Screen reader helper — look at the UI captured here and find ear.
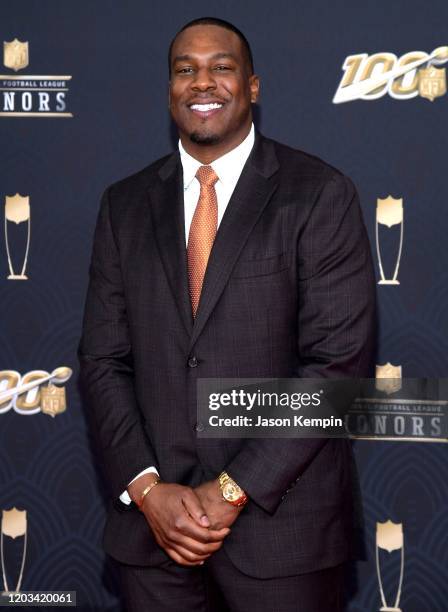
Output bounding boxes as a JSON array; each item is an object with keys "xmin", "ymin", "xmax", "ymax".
[
  {"xmin": 168, "ymin": 83, "xmax": 171, "ymax": 109},
  {"xmin": 249, "ymin": 74, "xmax": 260, "ymax": 104}
]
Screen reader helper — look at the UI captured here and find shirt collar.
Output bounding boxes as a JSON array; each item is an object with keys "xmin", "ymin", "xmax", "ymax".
[{"xmin": 178, "ymin": 123, "xmax": 255, "ymax": 190}]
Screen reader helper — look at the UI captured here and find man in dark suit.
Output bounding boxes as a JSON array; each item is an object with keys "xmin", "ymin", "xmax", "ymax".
[{"xmin": 78, "ymin": 16, "xmax": 376, "ymax": 612}]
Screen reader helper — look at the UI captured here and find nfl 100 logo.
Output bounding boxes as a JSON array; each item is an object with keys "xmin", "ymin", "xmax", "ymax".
[{"xmin": 333, "ymin": 46, "xmax": 448, "ymax": 103}]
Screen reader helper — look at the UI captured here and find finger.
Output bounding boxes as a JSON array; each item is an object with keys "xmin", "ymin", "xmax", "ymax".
[
  {"xmin": 172, "ymin": 544, "xmax": 210, "ymax": 563},
  {"xmin": 167, "ymin": 532, "xmax": 224, "ymax": 556},
  {"xmin": 173, "ymin": 513, "xmax": 230, "ymax": 542},
  {"xmin": 157, "ymin": 527, "xmax": 217, "ymax": 558},
  {"xmin": 182, "ymin": 490, "xmax": 210, "ymax": 527},
  {"xmin": 166, "ymin": 545, "xmax": 209, "ymax": 566},
  {"xmin": 165, "ymin": 548, "xmax": 203, "ymax": 567}
]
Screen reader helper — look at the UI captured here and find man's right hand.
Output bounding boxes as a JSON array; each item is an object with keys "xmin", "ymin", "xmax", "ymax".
[{"xmin": 128, "ymin": 475, "xmax": 230, "ymax": 566}]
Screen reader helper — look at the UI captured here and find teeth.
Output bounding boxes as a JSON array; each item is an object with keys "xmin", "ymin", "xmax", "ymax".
[{"xmin": 190, "ymin": 103, "xmax": 223, "ymax": 111}]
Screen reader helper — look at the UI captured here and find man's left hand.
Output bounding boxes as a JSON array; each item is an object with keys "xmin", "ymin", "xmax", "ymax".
[{"xmin": 194, "ymin": 479, "xmax": 244, "ymax": 531}]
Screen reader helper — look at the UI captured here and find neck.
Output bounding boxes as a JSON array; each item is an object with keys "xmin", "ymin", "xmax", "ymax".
[{"xmin": 179, "ymin": 122, "xmax": 252, "ymax": 164}]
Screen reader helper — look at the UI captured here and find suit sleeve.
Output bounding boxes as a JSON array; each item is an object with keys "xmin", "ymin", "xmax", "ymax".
[
  {"xmin": 78, "ymin": 187, "xmax": 158, "ymax": 500},
  {"xmin": 224, "ymin": 174, "xmax": 376, "ymax": 514}
]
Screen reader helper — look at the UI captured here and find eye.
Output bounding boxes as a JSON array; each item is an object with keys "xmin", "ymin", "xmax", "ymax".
[
  {"xmin": 177, "ymin": 67, "xmax": 193, "ymax": 74},
  {"xmin": 214, "ymin": 65, "xmax": 231, "ymax": 71}
]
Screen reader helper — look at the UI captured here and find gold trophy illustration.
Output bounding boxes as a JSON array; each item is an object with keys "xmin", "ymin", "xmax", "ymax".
[
  {"xmin": 375, "ymin": 520, "xmax": 404, "ymax": 611},
  {"xmin": 1, "ymin": 508, "xmax": 27, "ymax": 594},
  {"xmin": 4, "ymin": 194, "xmax": 31, "ymax": 280},
  {"xmin": 375, "ymin": 196, "xmax": 403, "ymax": 285}
]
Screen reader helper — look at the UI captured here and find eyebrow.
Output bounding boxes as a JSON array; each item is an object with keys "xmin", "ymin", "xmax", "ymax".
[{"xmin": 173, "ymin": 52, "xmax": 237, "ymax": 64}]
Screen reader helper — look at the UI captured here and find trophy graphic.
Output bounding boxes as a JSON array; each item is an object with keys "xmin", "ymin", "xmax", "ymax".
[
  {"xmin": 376, "ymin": 520, "xmax": 404, "ymax": 612},
  {"xmin": 376, "ymin": 196, "xmax": 403, "ymax": 285},
  {"xmin": 4, "ymin": 194, "xmax": 31, "ymax": 280},
  {"xmin": 1, "ymin": 508, "xmax": 27, "ymax": 595}
]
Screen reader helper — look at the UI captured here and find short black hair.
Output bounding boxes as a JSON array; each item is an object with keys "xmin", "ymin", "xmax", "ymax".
[{"xmin": 168, "ymin": 17, "xmax": 254, "ymax": 77}]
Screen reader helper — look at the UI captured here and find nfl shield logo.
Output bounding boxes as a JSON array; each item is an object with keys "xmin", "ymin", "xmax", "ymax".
[
  {"xmin": 3, "ymin": 39, "xmax": 29, "ymax": 72},
  {"xmin": 41, "ymin": 384, "xmax": 66, "ymax": 417},
  {"xmin": 419, "ymin": 66, "xmax": 447, "ymax": 101},
  {"xmin": 375, "ymin": 363, "xmax": 402, "ymax": 395}
]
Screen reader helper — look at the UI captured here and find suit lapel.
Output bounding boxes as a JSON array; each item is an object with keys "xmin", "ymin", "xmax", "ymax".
[
  {"xmin": 147, "ymin": 132, "xmax": 280, "ymax": 348},
  {"xmin": 148, "ymin": 152, "xmax": 194, "ymax": 336},
  {"xmin": 189, "ymin": 132, "xmax": 280, "ymax": 350}
]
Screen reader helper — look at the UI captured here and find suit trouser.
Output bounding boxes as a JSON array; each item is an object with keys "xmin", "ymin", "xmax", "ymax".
[{"xmin": 114, "ymin": 546, "xmax": 346, "ymax": 612}]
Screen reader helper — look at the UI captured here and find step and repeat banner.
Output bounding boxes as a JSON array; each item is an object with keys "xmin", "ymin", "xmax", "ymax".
[{"xmin": 1, "ymin": 1, "xmax": 447, "ymax": 610}]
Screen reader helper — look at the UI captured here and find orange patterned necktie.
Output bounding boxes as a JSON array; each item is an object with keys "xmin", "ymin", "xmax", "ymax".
[{"xmin": 187, "ymin": 165, "xmax": 219, "ymax": 317}]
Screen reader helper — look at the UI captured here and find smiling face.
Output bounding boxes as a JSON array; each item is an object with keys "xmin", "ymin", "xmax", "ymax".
[{"xmin": 169, "ymin": 24, "xmax": 259, "ymax": 163}]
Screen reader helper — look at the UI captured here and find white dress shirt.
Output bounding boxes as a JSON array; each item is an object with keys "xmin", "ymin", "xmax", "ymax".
[
  {"xmin": 181, "ymin": 122, "xmax": 255, "ymax": 243},
  {"xmin": 119, "ymin": 123, "xmax": 255, "ymax": 504}
]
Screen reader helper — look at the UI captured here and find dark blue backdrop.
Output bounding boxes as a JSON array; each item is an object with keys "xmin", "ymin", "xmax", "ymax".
[{"xmin": 1, "ymin": 1, "xmax": 447, "ymax": 610}]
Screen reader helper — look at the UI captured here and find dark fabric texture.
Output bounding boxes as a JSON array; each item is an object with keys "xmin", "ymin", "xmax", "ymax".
[
  {"xmin": 116, "ymin": 548, "xmax": 346, "ymax": 612},
  {"xmin": 78, "ymin": 131, "xmax": 376, "ymax": 578}
]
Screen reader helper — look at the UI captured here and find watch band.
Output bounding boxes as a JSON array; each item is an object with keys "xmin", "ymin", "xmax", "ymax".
[{"xmin": 219, "ymin": 471, "xmax": 248, "ymax": 507}]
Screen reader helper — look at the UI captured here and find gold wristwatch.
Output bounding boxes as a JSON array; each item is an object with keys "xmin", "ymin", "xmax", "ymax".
[{"xmin": 218, "ymin": 471, "xmax": 248, "ymax": 507}]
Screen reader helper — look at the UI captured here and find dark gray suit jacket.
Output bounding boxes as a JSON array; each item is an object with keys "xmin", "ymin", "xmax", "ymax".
[{"xmin": 78, "ymin": 130, "xmax": 376, "ymax": 578}]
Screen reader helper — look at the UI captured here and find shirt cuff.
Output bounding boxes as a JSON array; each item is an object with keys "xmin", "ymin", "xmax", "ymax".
[{"xmin": 119, "ymin": 466, "xmax": 160, "ymax": 505}]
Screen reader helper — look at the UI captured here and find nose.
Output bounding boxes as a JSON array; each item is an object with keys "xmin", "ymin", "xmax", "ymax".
[{"xmin": 191, "ymin": 67, "xmax": 217, "ymax": 92}]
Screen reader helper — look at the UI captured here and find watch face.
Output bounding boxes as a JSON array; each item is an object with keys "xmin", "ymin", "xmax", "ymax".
[{"xmin": 223, "ymin": 481, "xmax": 241, "ymax": 502}]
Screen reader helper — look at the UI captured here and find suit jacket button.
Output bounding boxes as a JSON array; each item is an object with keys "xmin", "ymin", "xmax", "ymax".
[
  {"xmin": 188, "ymin": 356, "xmax": 198, "ymax": 368},
  {"xmin": 195, "ymin": 422, "xmax": 204, "ymax": 432}
]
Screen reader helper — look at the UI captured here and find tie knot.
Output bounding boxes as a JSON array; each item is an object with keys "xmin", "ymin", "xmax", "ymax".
[{"xmin": 196, "ymin": 165, "xmax": 218, "ymax": 187}]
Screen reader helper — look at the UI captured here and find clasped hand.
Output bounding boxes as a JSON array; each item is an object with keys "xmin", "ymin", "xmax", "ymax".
[{"xmin": 135, "ymin": 479, "xmax": 243, "ymax": 566}]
